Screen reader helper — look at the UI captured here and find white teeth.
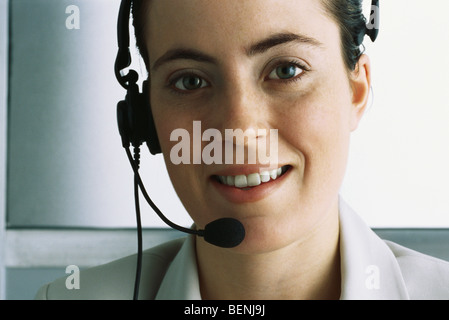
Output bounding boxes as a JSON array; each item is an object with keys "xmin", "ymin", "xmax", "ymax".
[
  {"xmin": 217, "ymin": 166, "xmax": 288, "ymax": 188},
  {"xmin": 235, "ymin": 175, "xmax": 248, "ymax": 188},
  {"xmin": 270, "ymin": 169, "xmax": 278, "ymax": 180},
  {"xmin": 260, "ymin": 171, "xmax": 270, "ymax": 183},
  {"xmin": 247, "ymin": 173, "xmax": 261, "ymax": 187}
]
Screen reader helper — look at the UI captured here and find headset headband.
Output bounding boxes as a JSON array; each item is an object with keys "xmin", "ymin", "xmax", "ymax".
[{"xmin": 115, "ymin": 0, "xmax": 133, "ymax": 90}]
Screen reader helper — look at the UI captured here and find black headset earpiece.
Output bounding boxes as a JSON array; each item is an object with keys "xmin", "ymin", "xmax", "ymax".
[
  {"xmin": 115, "ymin": 0, "xmax": 161, "ymax": 155},
  {"xmin": 356, "ymin": 0, "xmax": 380, "ymax": 46}
]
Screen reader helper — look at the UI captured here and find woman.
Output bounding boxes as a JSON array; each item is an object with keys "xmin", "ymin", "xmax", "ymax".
[{"xmin": 36, "ymin": 0, "xmax": 449, "ymax": 300}]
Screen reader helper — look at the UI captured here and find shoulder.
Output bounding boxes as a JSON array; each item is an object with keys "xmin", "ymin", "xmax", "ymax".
[
  {"xmin": 385, "ymin": 240, "xmax": 449, "ymax": 299},
  {"xmin": 35, "ymin": 237, "xmax": 186, "ymax": 300}
]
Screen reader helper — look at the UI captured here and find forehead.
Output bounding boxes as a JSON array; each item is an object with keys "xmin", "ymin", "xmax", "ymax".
[{"xmin": 146, "ymin": 0, "xmax": 340, "ymax": 64}]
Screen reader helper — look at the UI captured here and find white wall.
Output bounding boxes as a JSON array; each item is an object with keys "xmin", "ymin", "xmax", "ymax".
[
  {"xmin": 341, "ymin": 0, "xmax": 449, "ymax": 227},
  {"xmin": 6, "ymin": 0, "xmax": 191, "ymax": 229}
]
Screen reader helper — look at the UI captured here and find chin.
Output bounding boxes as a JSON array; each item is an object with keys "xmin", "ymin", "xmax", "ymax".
[{"xmin": 227, "ymin": 217, "xmax": 300, "ymax": 255}]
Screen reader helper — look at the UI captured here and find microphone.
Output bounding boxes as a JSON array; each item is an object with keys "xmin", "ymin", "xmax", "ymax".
[
  {"xmin": 125, "ymin": 147, "xmax": 246, "ymax": 248},
  {"xmin": 202, "ymin": 217, "xmax": 246, "ymax": 248}
]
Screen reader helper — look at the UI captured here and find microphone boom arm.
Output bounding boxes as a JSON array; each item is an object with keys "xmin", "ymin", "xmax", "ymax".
[{"xmin": 125, "ymin": 147, "xmax": 204, "ymax": 237}]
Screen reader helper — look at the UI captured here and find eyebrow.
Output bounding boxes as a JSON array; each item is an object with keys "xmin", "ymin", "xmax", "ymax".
[
  {"xmin": 246, "ymin": 32, "xmax": 324, "ymax": 56},
  {"xmin": 152, "ymin": 48, "xmax": 217, "ymax": 71},
  {"xmin": 151, "ymin": 32, "xmax": 323, "ymax": 71}
]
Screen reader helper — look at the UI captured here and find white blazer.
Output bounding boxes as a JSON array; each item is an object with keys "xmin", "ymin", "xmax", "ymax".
[{"xmin": 35, "ymin": 199, "xmax": 449, "ymax": 300}]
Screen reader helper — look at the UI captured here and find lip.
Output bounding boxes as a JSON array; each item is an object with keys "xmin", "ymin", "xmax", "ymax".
[
  {"xmin": 211, "ymin": 164, "xmax": 286, "ymax": 177},
  {"xmin": 210, "ymin": 165, "xmax": 292, "ymax": 204}
]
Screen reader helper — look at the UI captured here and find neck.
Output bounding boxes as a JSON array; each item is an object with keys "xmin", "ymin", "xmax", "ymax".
[{"xmin": 196, "ymin": 205, "xmax": 341, "ymax": 300}]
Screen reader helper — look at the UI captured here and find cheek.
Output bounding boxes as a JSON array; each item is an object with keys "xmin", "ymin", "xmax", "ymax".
[
  {"xmin": 150, "ymin": 105, "xmax": 211, "ymax": 225},
  {"xmin": 150, "ymin": 103, "xmax": 183, "ymax": 155},
  {"xmin": 279, "ymin": 82, "xmax": 353, "ymax": 186}
]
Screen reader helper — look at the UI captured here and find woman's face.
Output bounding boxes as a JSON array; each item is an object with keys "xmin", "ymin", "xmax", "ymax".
[{"xmin": 145, "ymin": 0, "xmax": 369, "ymax": 253}]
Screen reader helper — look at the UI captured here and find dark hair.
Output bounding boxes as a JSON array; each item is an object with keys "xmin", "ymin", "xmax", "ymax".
[
  {"xmin": 320, "ymin": 0, "xmax": 367, "ymax": 71},
  {"xmin": 132, "ymin": 0, "xmax": 367, "ymax": 72}
]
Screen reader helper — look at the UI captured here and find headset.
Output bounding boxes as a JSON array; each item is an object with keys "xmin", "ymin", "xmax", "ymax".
[
  {"xmin": 115, "ymin": 0, "xmax": 160, "ymax": 155},
  {"xmin": 114, "ymin": 0, "xmax": 380, "ymax": 300}
]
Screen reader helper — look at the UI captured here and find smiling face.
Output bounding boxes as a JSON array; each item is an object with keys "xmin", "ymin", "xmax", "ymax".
[{"xmin": 143, "ymin": 0, "xmax": 370, "ymax": 253}]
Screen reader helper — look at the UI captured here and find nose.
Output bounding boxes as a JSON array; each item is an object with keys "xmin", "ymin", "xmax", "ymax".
[
  {"xmin": 214, "ymin": 77, "xmax": 269, "ymax": 143},
  {"xmin": 207, "ymin": 75, "xmax": 278, "ymax": 166}
]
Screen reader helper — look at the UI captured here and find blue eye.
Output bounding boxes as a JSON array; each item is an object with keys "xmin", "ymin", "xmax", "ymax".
[
  {"xmin": 268, "ymin": 64, "xmax": 303, "ymax": 80},
  {"xmin": 174, "ymin": 75, "xmax": 209, "ymax": 91}
]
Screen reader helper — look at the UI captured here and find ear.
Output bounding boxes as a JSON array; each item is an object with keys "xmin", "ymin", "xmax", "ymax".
[{"xmin": 349, "ymin": 54, "xmax": 371, "ymax": 132}]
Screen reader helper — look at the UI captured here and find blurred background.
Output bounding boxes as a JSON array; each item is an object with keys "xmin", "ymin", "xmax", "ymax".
[{"xmin": 0, "ymin": 0, "xmax": 448, "ymax": 299}]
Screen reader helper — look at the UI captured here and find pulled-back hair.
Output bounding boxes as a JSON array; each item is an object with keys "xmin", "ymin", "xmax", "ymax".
[{"xmin": 320, "ymin": 0, "xmax": 367, "ymax": 71}]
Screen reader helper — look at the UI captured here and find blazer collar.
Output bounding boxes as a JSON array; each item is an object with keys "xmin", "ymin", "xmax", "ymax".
[
  {"xmin": 338, "ymin": 197, "xmax": 410, "ymax": 299},
  {"xmin": 156, "ymin": 197, "xmax": 410, "ymax": 300},
  {"xmin": 155, "ymin": 234, "xmax": 201, "ymax": 300}
]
